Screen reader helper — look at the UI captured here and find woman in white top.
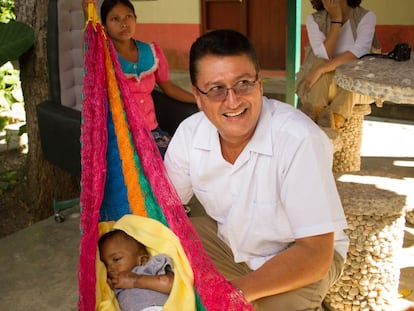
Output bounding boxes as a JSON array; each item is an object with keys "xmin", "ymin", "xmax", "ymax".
[{"xmin": 296, "ymin": 0, "xmax": 378, "ymax": 132}]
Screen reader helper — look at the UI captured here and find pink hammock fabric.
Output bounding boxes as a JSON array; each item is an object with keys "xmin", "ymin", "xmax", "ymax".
[{"xmin": 78, "ymin": 9, "xmax": 253, "ymax": 311}]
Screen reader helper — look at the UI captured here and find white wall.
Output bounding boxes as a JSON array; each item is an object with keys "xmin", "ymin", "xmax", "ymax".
[
  {"xmin": 131, "ymin": 0, "xmax": 413, "ymax": 25},
  {"xmin": 132, "ymin": 0, "xmax": 200, "ymax": 24}
]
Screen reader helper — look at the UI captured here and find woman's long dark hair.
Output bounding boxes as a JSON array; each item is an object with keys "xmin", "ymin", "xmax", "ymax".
[{"xmin": 310, "ymin": 0, "xmax": 362, "ymax": 11}]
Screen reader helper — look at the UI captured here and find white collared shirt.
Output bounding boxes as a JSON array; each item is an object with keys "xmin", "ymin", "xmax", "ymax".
[{"xmin": 165, "ymin": 97, "xmax": 349, "ymax": 270}]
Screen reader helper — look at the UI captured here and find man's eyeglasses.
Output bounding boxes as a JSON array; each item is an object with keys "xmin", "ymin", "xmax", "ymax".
[{"xmin": 195, "ymin": 74, "xmax": 259, "ymax": 102}]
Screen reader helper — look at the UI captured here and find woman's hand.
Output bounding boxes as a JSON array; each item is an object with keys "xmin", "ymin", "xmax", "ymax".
[
  {"xmin": 322, "ymin": 0, "xmax": 342, "ymax": 22},
  {"xmin": 304, "ymin": 65, "xmax": 325, "ymax": 91}
]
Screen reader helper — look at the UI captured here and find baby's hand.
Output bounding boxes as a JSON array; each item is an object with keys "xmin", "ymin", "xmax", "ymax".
[{"xmin": 108, "ymin": 271, "xmax": 138, "ymax": 289}]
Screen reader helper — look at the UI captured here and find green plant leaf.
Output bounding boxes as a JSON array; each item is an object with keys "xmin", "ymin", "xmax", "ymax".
[
  {"xmin": 0, "ymin": 20, "xmax": 34, "ymax": 67},
  {"xmin": 0, "ymin": 115, "xmax": 8, "ymax": 131},
  {"xmin": 0, "ymin": 181, "xmax": 9, "ymax": 190},
  {"xmin": 3, "ymin": 73, "xmax": 19, "ymax": 85},
  {"xmin": 18, "ymin": 123, "xmax": 26, "ymax": 136},
  {"xmin": 11, "ymin": 85, "xmax": 23, "ymax": 102}
]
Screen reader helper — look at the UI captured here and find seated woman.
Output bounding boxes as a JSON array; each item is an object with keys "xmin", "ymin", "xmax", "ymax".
[
  {"xmin": 296, "ymin": 0, "xmax": 379, "ymax": 133},
  {"xmin": 81, "ymin": 0, "xmax": 196, "ymax": 221},
  {"xmin": 82, "ymin": 0, "xmax": 195, "ymax": 158}
]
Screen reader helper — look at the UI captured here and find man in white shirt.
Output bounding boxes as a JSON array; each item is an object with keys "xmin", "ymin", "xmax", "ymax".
[{"xmin": 164, "ymin": 29, "xmax": 349, "ymax": 310}]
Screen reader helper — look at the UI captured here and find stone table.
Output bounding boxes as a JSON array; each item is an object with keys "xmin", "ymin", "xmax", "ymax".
[
  {"xmin": 325, "ymin": 55, "xmax": 414, "ymax": 310},
  {"xmin": 334, "ymin": 53, "xmax": 414, "ymax": 223},
  {"xmin": 324, "ymin": 175, "xmax": 414, "ymax": 310},
  {"xmin": 335, "ymin": 53, "xmax": 414, "ymax": 105},
  {"xmin": 331, "ymin": 53, "xmax": 414, "ymax": 173}
]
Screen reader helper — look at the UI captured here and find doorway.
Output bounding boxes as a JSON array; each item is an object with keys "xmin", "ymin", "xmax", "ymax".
[{"xmin": 201, "ymin": 0, "xmax": 287, "ymax": 70}]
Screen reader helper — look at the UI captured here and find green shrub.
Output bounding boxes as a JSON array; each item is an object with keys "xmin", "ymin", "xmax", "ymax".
[
  {"xmin": 0, "ymin": 0, "xmax": 15, "ymax": 23},
  {"xmin": 0, "ymin": 61, "xmax": 23, "ymax": 132},
  {"xmin": 0, "ymin": 0, "xmax": 26, "ymax": 133}
]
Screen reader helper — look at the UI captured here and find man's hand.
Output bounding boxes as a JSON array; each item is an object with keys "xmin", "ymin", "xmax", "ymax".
[{"xmin": 231, "ymin": 233, "xmax": 335, "ymax": 302}]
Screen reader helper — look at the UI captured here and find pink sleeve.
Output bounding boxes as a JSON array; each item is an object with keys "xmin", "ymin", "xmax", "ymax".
[{"xmin": 152, "ymin": 42, "xmax": 170, "ymax": 83}]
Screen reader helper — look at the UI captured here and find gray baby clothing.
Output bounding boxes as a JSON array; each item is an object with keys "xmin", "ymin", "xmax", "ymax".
[{"xmin": 114, "ymin": 254, "xmax": 173, "ymax": 311}]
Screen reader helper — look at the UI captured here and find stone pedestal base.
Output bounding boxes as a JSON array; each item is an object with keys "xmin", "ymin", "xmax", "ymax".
[
  {"xmin": 406, "ymin": 209, "xmax": 414, "ymax": 225},
  {"xmin": 324, "ymin": 181, "xmax": 406, "ymax": 311},
  {"xmin": 333, "ymin": 105, "xmax": 371, "ymax": 173}
]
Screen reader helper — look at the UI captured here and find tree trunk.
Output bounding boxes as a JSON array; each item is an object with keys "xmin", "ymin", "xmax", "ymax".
[{"xmin": 15, "ymin": 0, "xmax": 78, "ymax": 221}]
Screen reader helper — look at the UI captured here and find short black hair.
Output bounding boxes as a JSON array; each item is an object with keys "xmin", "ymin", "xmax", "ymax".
[
  {"xmin": 100, "ymin": 0, "xmax": 136, "ymax": 25},
  {"xmin": 189, "ymin": 29, "xmax": 260, "ymax": 86},
  {"xmin": 310, "ymin": 0, "xmax": 362, "ymax": 11},
  {"xmin": 98, "ymin": 229, "xmax": 145, "ymax": 253}
]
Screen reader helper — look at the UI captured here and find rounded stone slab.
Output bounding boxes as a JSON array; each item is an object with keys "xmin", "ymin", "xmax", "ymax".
[
  {"xmin": 334, "ymin": 53, "xmax": 414, "ymax": 105},
  {"xmin": 335, "ymin": 179, "xmax": 408, "ymax": 216}
]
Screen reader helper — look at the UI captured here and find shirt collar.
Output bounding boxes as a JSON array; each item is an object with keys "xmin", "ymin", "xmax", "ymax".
[{"xmin": 193, "ymin": 97, "xmax": 274, "ymax": 156}]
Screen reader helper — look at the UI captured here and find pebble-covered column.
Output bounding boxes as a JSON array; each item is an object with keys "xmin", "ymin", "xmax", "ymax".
[
  {"xmin": 333, "ymin": 104, "xmax": 371, "ymax": 173},
  {"xmin": 324, "ymin": 181, "xmax": 407, "ymax": 311}
]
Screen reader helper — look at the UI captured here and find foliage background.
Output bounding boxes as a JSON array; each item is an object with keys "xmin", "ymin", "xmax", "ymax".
[
  {"xmin": 1, "ymin": 0, "xmax": 78, "ymax": 237},
  {"xmin": 0, "ymin": 0, "xmax": 14, "ymax": 22},
  {"xmin": 0, "ymin": 0, "xmax": 23, "ymax": 133}
]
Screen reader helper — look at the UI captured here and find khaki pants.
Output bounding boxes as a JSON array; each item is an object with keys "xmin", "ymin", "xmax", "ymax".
[
  {"xmin": 297, "ymin": 58, "xmax": 374, "ymax": 125},
  {"xmin": 191, "ymin": 216, "xmax": 345, "ymax": 311}
]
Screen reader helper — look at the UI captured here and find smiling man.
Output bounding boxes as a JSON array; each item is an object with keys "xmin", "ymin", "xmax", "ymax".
[{"xmin": 164, "ymin": 29, "xmax": 349, "ymax": 310}]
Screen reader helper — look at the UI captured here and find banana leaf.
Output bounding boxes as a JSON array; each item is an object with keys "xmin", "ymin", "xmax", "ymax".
[{"xmin": 0, "ymin": 20, "xmax": 34, "ymax": 67}]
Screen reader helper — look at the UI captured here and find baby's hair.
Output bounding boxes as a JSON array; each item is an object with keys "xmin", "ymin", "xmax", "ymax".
[{"xmin": 98, "ymin": 229, "xmax": 147, "ymax": 254}]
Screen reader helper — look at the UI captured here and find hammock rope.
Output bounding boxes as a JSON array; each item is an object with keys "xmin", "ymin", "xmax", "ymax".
[{"xmin": 78, "ymin": 3, "xmax": 253, "ymax": 310}]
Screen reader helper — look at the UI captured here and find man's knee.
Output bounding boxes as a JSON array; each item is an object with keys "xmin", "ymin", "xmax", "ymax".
[
  {"xmin": 252, "ymin": 252, "xmax": 344, "ymax": 311},
  {"xmin": 252, "ymin": 283, "xmax": 326, "ymax": 311}
]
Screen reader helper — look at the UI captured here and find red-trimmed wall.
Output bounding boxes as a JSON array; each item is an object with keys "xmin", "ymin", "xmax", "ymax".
[
  {"xmin": 300, "ymin": 24, "xmax": 414, "ymax": 63},
  {"xmin": 134, "ymin": 23, "xmax": 201, "ymax": 70},
  {"xmin": 135, "ymin": 23, "xmax": 413, "ymax": 69},
  {"xmin": 375, "ymin": 25, "xmax": 414, "ymax": 53}
]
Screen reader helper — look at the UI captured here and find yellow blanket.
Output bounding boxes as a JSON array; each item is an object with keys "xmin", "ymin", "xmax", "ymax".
[{"xmin": 96, "ymin": 215, "xmax": 196, "ymax": 311}]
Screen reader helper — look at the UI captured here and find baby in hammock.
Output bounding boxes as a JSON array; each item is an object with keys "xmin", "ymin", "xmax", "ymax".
[{"xmin": 99, "ymin": 229, "xmax": 175, "ymax": 311}]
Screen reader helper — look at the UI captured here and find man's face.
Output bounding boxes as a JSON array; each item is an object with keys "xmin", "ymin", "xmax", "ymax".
[{"xmin": 192, "ymin": 54, "xmax": 263, "ymax": 145}]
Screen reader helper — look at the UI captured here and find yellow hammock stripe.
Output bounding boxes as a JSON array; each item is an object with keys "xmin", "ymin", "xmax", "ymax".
[
  {"xmin": 103, "ymin": 36, "xmax": 147, "ymax": 217},
  {"xmin": 84, "ymin": 2, "xmax": 100, "ymax": 32}
]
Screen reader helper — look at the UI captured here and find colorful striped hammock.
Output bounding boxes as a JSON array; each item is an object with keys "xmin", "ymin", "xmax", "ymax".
[{"xmin": 77, "ymin": 3, "xmax": 253, "ymax": 310}]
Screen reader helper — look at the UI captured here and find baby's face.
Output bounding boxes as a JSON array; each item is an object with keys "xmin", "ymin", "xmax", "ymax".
[{"xmin": 100, "ymin": 236, "xmax": 139, "ymax": 274}]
